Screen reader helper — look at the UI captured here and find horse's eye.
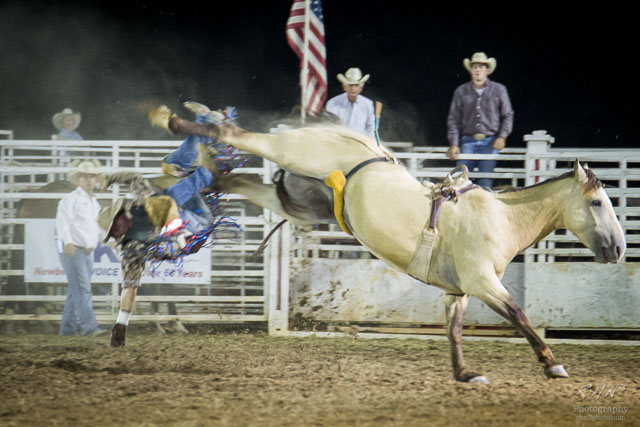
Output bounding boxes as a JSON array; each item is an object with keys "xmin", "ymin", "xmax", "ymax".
[{"xmin": 591, "ymin": 200, "xmax": 602, "ymax": 207}]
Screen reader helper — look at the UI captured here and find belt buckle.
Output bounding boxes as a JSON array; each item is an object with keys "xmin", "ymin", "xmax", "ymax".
[
  {"xmin": 473, "ymin": 133, "xmax": 486, "ymax": 140},
  {"xmin": 75, "ymin": 246, "xmax": 93, "ymax": 255}
]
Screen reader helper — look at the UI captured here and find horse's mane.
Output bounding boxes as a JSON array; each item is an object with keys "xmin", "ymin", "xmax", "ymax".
[
  {"xmin": 496, "ymin": 168, "xmax": 601, "ymax": 194},
  {"xmin": 583, "ymin": 168, "xmax": 603, "ymax": 192}
]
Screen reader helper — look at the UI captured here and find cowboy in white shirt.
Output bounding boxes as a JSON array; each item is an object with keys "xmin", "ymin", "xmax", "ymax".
[
  {"xmin": 56, "ymin": 160, "xmax": 107, "ymax": 337},
  {"xmin": 326, "ymin": 67, "xmax": 375, "ymax": 138}
]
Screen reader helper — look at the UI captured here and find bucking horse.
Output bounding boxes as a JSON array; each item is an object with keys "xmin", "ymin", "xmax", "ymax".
[{"xmin": 148, "ymin": 105, "xmax": 626, "ymax": 383}]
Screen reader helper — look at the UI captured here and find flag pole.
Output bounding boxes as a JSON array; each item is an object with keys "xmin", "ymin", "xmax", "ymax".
[
  {"xmin": 374, "ymin": 101, "xmax": 383, "ymax": 146},
  {"xmin": 300, "ymin": 0, "xmax": 311, "ymax": 123}
]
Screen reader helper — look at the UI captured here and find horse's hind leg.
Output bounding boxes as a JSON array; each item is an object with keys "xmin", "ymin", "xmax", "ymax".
[
  {"xmin": 478, "ymin": 290, "xmax": 569, "ymax": 379},
  {"xmin": 445, "ymin": 294, "xmax": 489, "ymax": 383}
]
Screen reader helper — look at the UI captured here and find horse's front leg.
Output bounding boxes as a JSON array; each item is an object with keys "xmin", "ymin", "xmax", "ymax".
[
  {"xmin": 477, "ymin": 285, "xmax": 569, "ymax": 379},
  {"xmin": 444, "ymin": 294, "xmax": 489, "ymax": 383}
]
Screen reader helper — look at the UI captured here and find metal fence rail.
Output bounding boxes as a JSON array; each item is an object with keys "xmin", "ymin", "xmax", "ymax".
[{"xmin": 1, "ymin": 132, "xmax": 639, "ymax": 331}]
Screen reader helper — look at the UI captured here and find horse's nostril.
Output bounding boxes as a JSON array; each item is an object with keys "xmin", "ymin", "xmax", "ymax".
[{"xmin": 616, "ymin": 246, "xmax": 621, "ymax": 258}]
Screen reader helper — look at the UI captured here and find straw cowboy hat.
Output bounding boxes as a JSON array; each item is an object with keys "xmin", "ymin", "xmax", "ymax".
[
  {"xmin": 337, "ymin": 67, "xmax": 370, "ymax": 85},
  {"xmin": 463, "ymin": 52, "xmax": 497, "ymax": 74},
  {"xmin": 97, "ymin": 194, "xmax": 181, "ymax": 242},
  {"xmin": 52, "ymin": 108, "xmax": 82, "ymax": 131},
  {"xmin": 97, "ymin": 198, "xmax": 130, "ymax": 242},
  {"xmin": 68, "ymin": 159, "xmax": 103, "ymax": 184}
]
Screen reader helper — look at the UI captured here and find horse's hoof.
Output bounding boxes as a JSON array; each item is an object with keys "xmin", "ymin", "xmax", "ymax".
[
  {"xmin": 456, "ymin": 371, "xmax": 489, "ymax": 383},
  {"xmin": 545, "ymin": 364, "xmax": 569, "ymax": 379},
  {"xmin": 173, "ymin": 321, "xmax": 189, "ymax": 334},
  {"xmin": 153, "ymin": 321, "xmax": 167, "ymax": 335},
  {"xmin": 469, "ymin": 375, "xmax": 489, "ymax": 384}
]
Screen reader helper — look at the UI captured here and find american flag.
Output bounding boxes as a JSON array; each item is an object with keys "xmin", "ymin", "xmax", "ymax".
[{"xmin": 286, "ymin": 0, "xmax": 327, "ymax": 116}]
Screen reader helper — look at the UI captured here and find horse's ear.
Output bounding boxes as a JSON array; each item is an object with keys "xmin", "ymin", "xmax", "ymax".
[{"xmin": 573, "ymin": 159, "xmax": 588, "ymax": 184}]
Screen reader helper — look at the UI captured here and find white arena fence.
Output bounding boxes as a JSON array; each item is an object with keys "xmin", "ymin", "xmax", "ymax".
[
  {"xmin": 0, "ymin": 139, "xmax": 274, "ymax": 325},
  {"xmin": 1, "ymin": 131, "xmax": 639, "ymax": 336}
]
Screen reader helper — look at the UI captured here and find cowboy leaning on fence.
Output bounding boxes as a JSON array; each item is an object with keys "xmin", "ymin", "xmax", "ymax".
[{"xmin": 446, "ymin": 52, "xmax": 514, "ymax": 188}]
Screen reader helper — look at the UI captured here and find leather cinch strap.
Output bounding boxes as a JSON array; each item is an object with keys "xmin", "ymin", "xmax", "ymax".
[
  {"xmin": 326, "ymin": 157, "xmax": 394, "ymax": 235},
  {"xmin": 408, "ymin": 182, "xmax": 479, "ymax": 283},
  {"xmin": 429, "ymin": 184, "xmax": 479, "ymax": 231},
  {"xmin": 345, "ymin": 157, "xmax": 390, "ymax": 180}
]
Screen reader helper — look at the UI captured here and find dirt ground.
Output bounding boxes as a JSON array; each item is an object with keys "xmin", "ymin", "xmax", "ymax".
[{"xmin": 1, "ymin": 330, "xmax": 638, "ymax": 426}]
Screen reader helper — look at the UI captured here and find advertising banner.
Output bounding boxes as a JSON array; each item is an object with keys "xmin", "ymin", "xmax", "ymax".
[{"xmin": 24, "ymin": 219, "xmax": 211, "ymax": 284}]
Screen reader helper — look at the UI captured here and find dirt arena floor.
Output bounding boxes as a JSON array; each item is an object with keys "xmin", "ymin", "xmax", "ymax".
[{"xmin": 1, "ymin": 330, "xmax": 638, "ymax": 426}]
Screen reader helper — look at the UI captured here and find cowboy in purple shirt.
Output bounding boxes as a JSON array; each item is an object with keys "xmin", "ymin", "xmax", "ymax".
[{"xmin": 446, "ymin": 52, "xmax": 514, "ymax": 188}]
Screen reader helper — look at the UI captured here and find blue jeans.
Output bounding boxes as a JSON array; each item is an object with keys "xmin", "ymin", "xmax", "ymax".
[
  {"xmin": 165, "ymin": 166, "xmax": 214, "ymax": 233},
  {"xmin": 59, "ymin": 249, "xmax": 100, "ymax": 336},
  {"xmin": 164, "ymin": 115, "xmax": 212, "ymax": 170},
  {"xmin": 457, "ymin": 136, "xmax": 498, "ymax": 188}
]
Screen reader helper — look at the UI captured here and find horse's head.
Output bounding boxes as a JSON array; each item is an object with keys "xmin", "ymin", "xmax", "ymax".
[{"xmin": 562, "ymin": 161, "xmax": 626, "ymax": 263}]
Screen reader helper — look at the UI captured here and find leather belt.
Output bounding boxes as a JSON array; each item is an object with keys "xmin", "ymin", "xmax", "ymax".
[
  {"xmin": 74, "ymin": 245, "xmax": 94, "ymax": 255},
  {"xmin": 471, "ymin": 133, "xmax": 493, "ymax": 140}
]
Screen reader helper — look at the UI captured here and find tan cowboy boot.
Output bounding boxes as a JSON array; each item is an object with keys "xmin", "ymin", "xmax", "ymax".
[{"xmin": 148, "ymin": 105, "xmax": 173, "ymax": 131}]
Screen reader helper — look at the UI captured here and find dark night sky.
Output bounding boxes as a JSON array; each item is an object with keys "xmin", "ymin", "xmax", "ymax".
[{"xmin": 0, "ymin": 1, "xmax": 636, "ymax": 149}]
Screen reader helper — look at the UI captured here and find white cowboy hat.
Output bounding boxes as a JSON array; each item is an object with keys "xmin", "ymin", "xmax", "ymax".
[
  {"xmin": 337, "ymin": 68, "xmax": 370, "ymax": 85},
  {"xmin": 52, "ymin": 108, "xmax": 82, "ymax": 131},
  {"xmin": 68, "ymin": 159, "xmax": 103, "ymax": 184},
  {"xmin": 463, "ymin": 52, "xmax": 497, "ymax": 75}
]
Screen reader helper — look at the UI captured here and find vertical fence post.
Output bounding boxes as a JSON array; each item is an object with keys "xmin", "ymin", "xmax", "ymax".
[
  {"xmin": 267, "ymin": 217, "xmax": 290, "ymax": 336},
  {"xmin": 262, "ymin": 157, "xmax": 290, "ymax": 335},
  {"xmin": 523, "ymin": 131, "xmax": 555, "ymax": 327},
  {"xmin": 619, "ymin": 158, "xmax": 627, "ymax": 262},
  {"xmin": 524, "ymin": 130, "xmax": 555, "ymax": 263},
  {"xmin": 524, "ymin": 130, "xmax": 554, "ymax": 186}
]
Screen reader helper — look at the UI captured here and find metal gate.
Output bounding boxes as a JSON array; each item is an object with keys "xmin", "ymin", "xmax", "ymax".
[{"xmin": 0, "ymin": 139, "xmax": 274, "ymax": 326}]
